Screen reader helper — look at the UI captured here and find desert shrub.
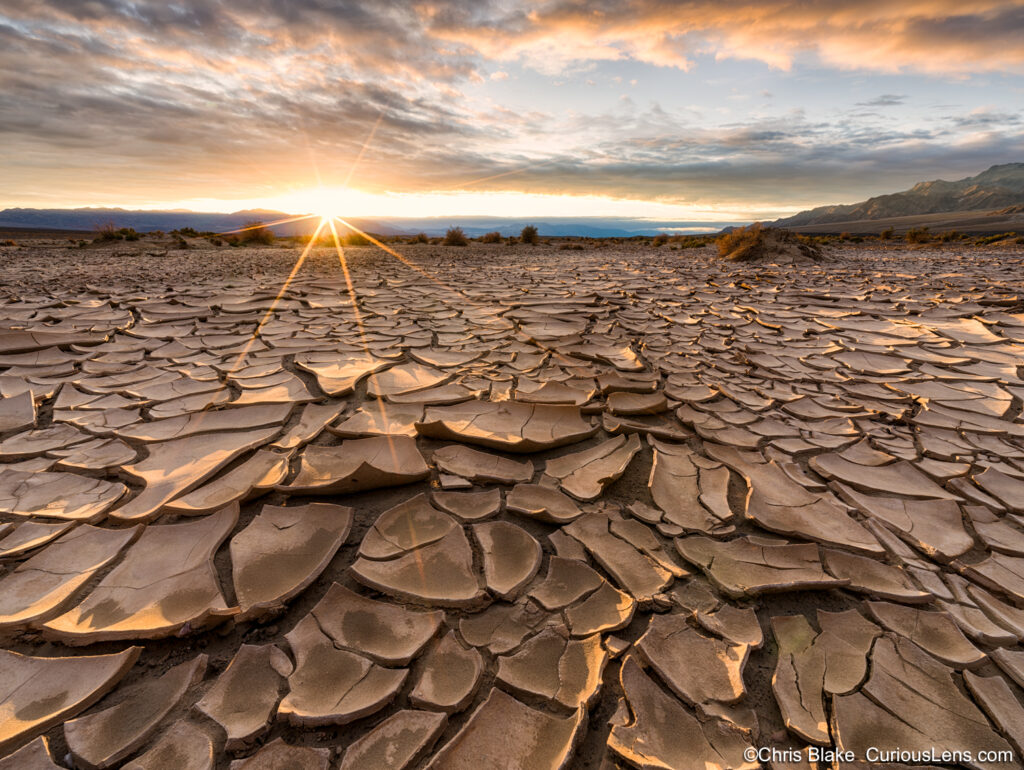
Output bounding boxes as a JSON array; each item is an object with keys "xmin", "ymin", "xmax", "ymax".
[
  {"xmin": 2, "ymin": 239, "xmax": 16, "ymax": 247},
  {"xmin": 559, "ymin": 243, "xmax": 584, "ymax": 250},
  {"xmin": 1017, "ymin": 236, "xmax": 1024, "ymax": 244},
  {"xmin": 905, "ymin": 227, "xmax": 930, "ymax": 244},
  {"xmin": 177, "ymin": 227, "xmax": 199, "ymax": 237},
  {"xmin": 208, "ymin": 237, "xmax": 223, "ymax": 246},
  {"xmin": 506, "ymin": 236, "xmax": 518, "ymax": 245},
  {"xmin": 671, "ymin": 235, "xmax": 711, "ymax": 249},
  {"xmin": 520, "ymin": 225, "xmax": 539, "ymax": 244},
  {"xmin": 974, "ymin": 232, "xmax": 1017, "ymax": 246},
  {"xmin": 480, "ymin": 231, "xmax": 502, "ymax": 243},
  {"xmin": 652, "ymin": 233, "xmax": 669, "ymax": 247},
  {"xmin": 240, "ymin": 221, "xmax": 275, "ymax": 245},
  {"xmin": 716, "ymin": 223, "xmax": 822, "ymax": 262},
  {"xmin": 443, "ymin": 227, "xmax": 469, "ymax": 246},
  {"xmin": 409, "ymin": 232, "xmax": 429, "ymax": 244},
  {"xmin": 879, "ymin": 227, "xmax": 894, "ymax": 240},
  {"xmin": 716, "ymin": 223, "xmax": 763, "ymax": 257},
  {"xmin": 94, "ymin": 221, "xmax": 119, "ymax": 241}
]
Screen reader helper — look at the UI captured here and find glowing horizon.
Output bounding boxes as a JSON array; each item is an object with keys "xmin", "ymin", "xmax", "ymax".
[{"xmin": 23, "ymin": 188, "xmax": 798, "ymax": 223}]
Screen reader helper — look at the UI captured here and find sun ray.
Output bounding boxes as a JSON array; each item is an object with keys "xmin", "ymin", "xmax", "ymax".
[
  {"xmin": 225, "ymin": 216, "xmax": 328, "ymax": 373},
  {"xmin": 215, "ymin": 212, "xmax": 320, "ymax": 237}
]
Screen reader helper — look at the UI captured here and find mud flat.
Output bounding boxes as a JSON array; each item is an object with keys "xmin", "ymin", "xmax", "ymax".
[{"xmin": 1, "ymin": 240, "xmax": 1023, "ymax": 768}]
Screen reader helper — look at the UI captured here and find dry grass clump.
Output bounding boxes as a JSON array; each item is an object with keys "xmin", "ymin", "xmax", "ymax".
[
  {"xmin": 240, "ymin": 221, "xmax": 275, "ymax": 245},
  {"xmin": 443, "ymin": 227, "xmax": 469, "ymax": 246},
  {"xmin": 905, "ymin": 227, "xmax": 930, "ymax": 244},
  {"xmin": 479, "ymin": 231, "xmax": 502, "ymax": 243},
  {"xmin": 716, "ymin": 223, "xmax": 822, "ymax": 262},
  {"xmin": 519, "ymin": 225, "xmax": 539, "ymax": 244}
]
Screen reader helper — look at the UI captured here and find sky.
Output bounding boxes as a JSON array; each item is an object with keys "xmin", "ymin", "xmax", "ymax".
[{"xmin": 1, "ymin": 1, "xmax": 1023, "ymax": 221}]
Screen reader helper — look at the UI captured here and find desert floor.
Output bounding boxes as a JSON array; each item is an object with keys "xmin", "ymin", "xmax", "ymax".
[{"xmin": 1, "ymin": 239, "xmax": 1024, "ymax": 769}]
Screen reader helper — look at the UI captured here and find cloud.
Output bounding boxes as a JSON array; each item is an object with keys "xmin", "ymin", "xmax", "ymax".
[
  {"xmin": 857, "ymin": 94, "xmax": 907, "ymax": 107},
  {"xmin": 1, "ymin": 1, "xmax": 1023, "ymax": 213}
]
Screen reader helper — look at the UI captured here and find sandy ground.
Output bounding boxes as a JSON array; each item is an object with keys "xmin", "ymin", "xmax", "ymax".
[{"xmin": 1, "ymin": 239, "xmax": 1023, "ymax": 769}]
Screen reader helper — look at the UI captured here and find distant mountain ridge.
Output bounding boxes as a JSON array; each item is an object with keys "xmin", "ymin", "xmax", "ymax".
[
  {"xmin": 0, "ymin": 208, "xmax": 741, "ymax": 237},
  {"xmin": 775, "ymin": 163, "xmax": 1024, "ymax": 227}
]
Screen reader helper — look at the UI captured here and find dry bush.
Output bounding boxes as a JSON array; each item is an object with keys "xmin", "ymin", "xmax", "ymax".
[
  {"xmin": 241, "ymin": 221, "xmax": 275, "ymax": 245},
  {"xmin": 879, "ymin": 227, "xmax": 894, "ymax": 240},
  {"xmin": 651, "ymin": 233, "xmax": 669, "ymax": 247},
  {"xmin": 520, "ymin": 225, "xmax": 539, "ymax": 244},
  {"xmin": 409, "ymin": 232, "xmax": 429, "ymax": 244},
  {"xmin": 94, "ymin": 221, "xmax": 119, "ymax": 241},
  {"xmin": 905, "ymin": 227, "xmax": 930, "ymax": 244},
  {"xmin": 479, "ymin": 231, "xmax": 502, "ymax": 243},
  {"xmin": 716, "ymin": 223, "xmax": 822, "ymax": 262},
  {"xmin": 443, "ymin": 227, "xmax": 469, "ymax": 246}
]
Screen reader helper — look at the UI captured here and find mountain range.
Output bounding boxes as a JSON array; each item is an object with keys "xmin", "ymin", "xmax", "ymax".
[
  {"xmin": 775, "ymin": 163, "xmax": 1024, "ymax": 228},
  {"xmin": 0, "ymin": 209, "xmax": 738, "ymax": 238}
]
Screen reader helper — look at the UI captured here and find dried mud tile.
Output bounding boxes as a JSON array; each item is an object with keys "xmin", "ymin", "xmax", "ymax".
[
  {"xmin": 810, "ymin": 453, "xmax": 961, "ymax": 500},
  {"xmin": 496, "ymin": 628, "xmax": 608, "ymax": 709},
  {"xmin": 544, "ymin": 434, "xmax": 641, "ymax": 501},
  {"xmin": 675, "ymin": 536, "xmax": 845, "ymax": 599},
  {"xmin": 115, "ymin": 403, "xmax": 292, "ymax": 442},
  {"xmin": 230, "ymin": 503, "xmax": 352, "ymax": 620},
  {"xmin": 410, "ymin": 631, "xmax": 484, "ymax": 713},
  {"xmin": 506, "ymin": 483, "xmax": 582, "ymax": 523},
  {"xmin": 432, "ymin": 444, "xmax": 533, "ymax": 484},
  {"xmin": 227, "ymin": 738, "xmax": 330, "ymax": 769},
  {"xmin": 0, "ymin": 468, "xmax": 128, "ymax": 522},
  {"xmin": 121, "ymin": 720, "xmax": 214, "ymax": 770},
  {"xmin": 973, "ymin": 467, "xmax": 1024, "ymax": 512},
  {"xmin": 530, "ymin": 556, "xmax": 604, "ymax": 611},
  {"xmin": 339, "ymin": 709, "xmax": 447, "ymax": 770},
  {"xmin": 64, "ymin": 654, "xmax": 207, "ymax": 770},
  {"xmin": 963, "ymin": 671, "xmax": 1024, "ymax": 756},
  {"xmin": 424, "ymin": 688, "xmax": 584, "ymax": 770},
  {"xmin": 564, "ymin": 513, "xmax": 674, "ymax": 604},
  {"xmin": 565, "ymin": 581, "xmax": 635, "ymax": 637},
  {"xmin": 474, "ymin": 521, "xmax": 542, "ymax": 600},
  {"xmin": 0, "ymin": 736, "xmax": 62, "ymax": 770},
  {"xmin": 431, "ymin": 487, "xmax": 501, "ymax": 521},
  {"xmin": 695, "ymin": 605, "xmax": 764, "ymax": 648},
  {"xmin": 111, "ymin": 427, "xmax": 277, "ymax": 523},
  {"xmin": 770, "ymin": 615, "xmax": 829, "ymax": 745},
  {"xmin": 957, "ymin": 550, "xmax": 1024, "ymax": 604},
  {"xmin": 0, "ymin": 391, "xmax": 35, "ymax": 433},
  {"xmin": 329, "ymin": 400, "xmax": 424, "ymax": 438},
  {"xmin": 0, "ymin": 646, "xmax": 140, "ymax": 756},
  {"xmin": 166, "ymin": 449, "xmax": 289, "ymax": 515},
  {"xmin": 833, "ymin": 636, "xmax": 1015, "ymax": 770},
  {"xmin": 0, "ymin": 520, "xmax": 73, "ymax": 558},
  {"xmin": 293, "ymin": 353, "xmax": 392, "ymax": 396},
  {"xmin": 351, "ymin": 494, "xmax": 484, "ymax": 607},
  {"xmin": 866, "ymin": 601, "xmax": 985, "ymax": 668},
  {"xmin": 637, "ymin": 614, "xmax": 749, "ymax": 707},
  {"xmin": 820, "ymin": 548, "xmax": 931, "ymax": 602},
  {"xmin": 43, "ymin": 507, "xmax": 237, "ymax": 644},
  {"xmin": 281, "ymin": 435, "xmax": 428, "ymax": 494},
  {"xmin": 271, "ymin": 400, "xmax": 346, "ymax": 451},
  {"xmin": 0, "ymin": 524, "xmax": 139, "ymax": 630},
  {"xmin": 417, "ymin": 400, "xmax": 597, "ymax": 452},
  {"xmin": 833, "ymin": 483, "xmax": 973, "ymax": 560},
  {"xmin": 306, "ymin": 582, "xmax": 443, "ymax": 665},
  {"xmin": 194, "ymin": 644, "xmax": 292, "ymax": 751},
  {"xmin": 278, "ymin": 613, "xmax": 406, "ymax": 727},
  {"xmin": 608, "ymin": 656, "xmax": 756, "ymax": 770}
]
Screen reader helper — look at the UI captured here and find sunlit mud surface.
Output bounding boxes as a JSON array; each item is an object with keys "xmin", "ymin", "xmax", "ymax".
[{"xmin": 1, "ymin": 240, "xmax": 1023, "ymax": 768}]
